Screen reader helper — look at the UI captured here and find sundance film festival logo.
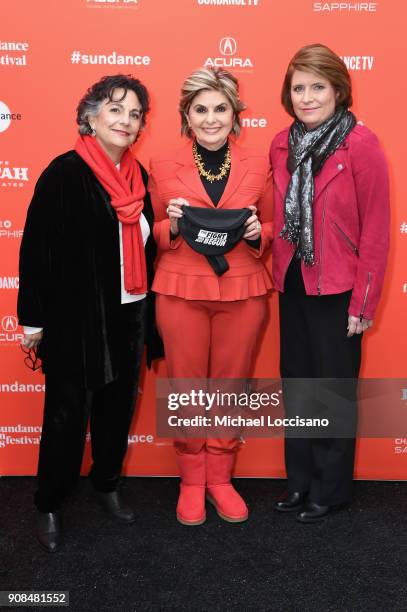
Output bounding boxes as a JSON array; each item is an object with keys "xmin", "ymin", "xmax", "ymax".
[
  {"xmin": 83, "ymin": 432, "xmax": 154, "ymax": 444},
  {"xmin": 197, "ymin": 0, "xmax": 259, "ymax": 5},
  {"xmin": 340, "ymin": 55, "xmax": 375, "ymax": 70},
  {"xmin": 0, "ymin": 161, "xmax": 29, "ymax": 188},
  {"xmin": 0, "ymin": 220, "xmax": 23, "ymax": 239},
  {"xmin": 313, "ymin": 2, "xmax": 378, "ymax": 11},
  {"xmin": 204, "ymin": 37, "xmax": 254, "ymax": 70},
  {"xmin": 241, "ymin": 116, "xmax": 268, "ymax": 128},
  {"xmin": 0, "ymin": 41, "xmax": 29, "ymax": 66},
  {"xmin": 0, "ymin": 277, "xmax": 19, "ymax": 290},
  {"xmin": 0, "ymin": 102, "xmax": 22, "ymax": 133},
  {"xmin": 0, "ymin": 425, "xmax": 42, "ymax": 449},
  {"xmin": 70, "ymin": 50, "xmax": 150, "ymax": 66},
  {"xmin": 128, "ymin": 433, "xmax": 154, "ymax": 444},
  {"xmin": 0, "ymin": 315, "xmax": 23, "ymax": 345},
  {"xmin": 0, "ymin": 382, "xmax": 45, "ymax": 393}
]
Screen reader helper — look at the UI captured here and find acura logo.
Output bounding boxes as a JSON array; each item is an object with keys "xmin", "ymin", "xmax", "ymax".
[
  {"xmin": 205, "ymin": 36, "xmax": 253, "ymax": 70},
  {"xmin": 1, "ymin": 315, "xmax": 18, "ymax": 332},
  {"xmin": 219, "ymin": 37, "xmax": 237, "ymax": 56}
]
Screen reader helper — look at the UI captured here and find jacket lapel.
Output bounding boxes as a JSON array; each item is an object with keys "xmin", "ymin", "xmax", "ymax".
[
  {"xmin": 273, "ymin": 167, "xmax": 290, "ymax": 202},
  {"xmin": 314, "ymin": 145, "xmax": 347, "ymax": 199},
  {"xmin": 174, "ymin": 140, "xmax": 249, "ymax": 209},
  {"xmin": 274, "ymin": 138, "xmax": 348, "ymax": 201},
  {"xmin": 217, "ymin": 140, "xmax": 249, "ymax": 208},
  {"xmin": 175, "ymin": 143, "xmax": 214, "ymax": 207}
]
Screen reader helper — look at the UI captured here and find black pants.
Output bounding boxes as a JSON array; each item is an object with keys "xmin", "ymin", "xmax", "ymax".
[
  {"xmin": 35, "ymin": 300, "xmax": 146, "ymax": 512},
  {"xmin": 279, "ymin": 286, "xmax": 362, "ymax": 506}
]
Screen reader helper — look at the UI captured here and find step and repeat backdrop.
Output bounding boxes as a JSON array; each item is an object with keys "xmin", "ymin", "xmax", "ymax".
[{"xmin": 1, "ymin": 0, "xmax": 406, "ymax": 479}]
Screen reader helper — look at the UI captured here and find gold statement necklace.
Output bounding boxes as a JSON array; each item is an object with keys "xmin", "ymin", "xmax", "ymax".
[{"xmin": 192, "ymin": 141, "xmax": 231, "ymax": 183}]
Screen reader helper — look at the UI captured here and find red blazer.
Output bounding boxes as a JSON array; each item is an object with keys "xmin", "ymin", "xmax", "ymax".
[
  {"xmin": 149, "ymin": 140, "xmax": 273, "ymax": 301},
  {"xmin": 270, "ymin": 124, "xmax": 390, "ymax": 319}
]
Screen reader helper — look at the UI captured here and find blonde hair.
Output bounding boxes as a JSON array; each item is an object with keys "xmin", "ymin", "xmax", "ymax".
[{"xmin": 179, "ymin": 67, "xmax": 246, "ymax": 137}]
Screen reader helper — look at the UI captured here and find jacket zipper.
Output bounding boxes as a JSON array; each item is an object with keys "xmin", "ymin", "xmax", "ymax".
[
  {"xmin": 333, "ymin": 221, "xmax": 359, "ymax": 256},
  {"xmin": 360, "ymin": 272, "xmax": 372, "ymax": 321},
  {"xmin": 317, "ymin": 190, "xmax": 328, "ymax": 296}
]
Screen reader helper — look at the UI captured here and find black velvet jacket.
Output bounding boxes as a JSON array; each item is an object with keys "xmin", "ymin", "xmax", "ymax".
[{"xmin": 18, "ymin": 150, "xmax": 163, "ymax": 389}]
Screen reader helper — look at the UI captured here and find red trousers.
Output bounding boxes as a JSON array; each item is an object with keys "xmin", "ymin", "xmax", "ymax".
[{"xmin": 156, "ymin": 294, "xmax": 267, "ymax": 454}]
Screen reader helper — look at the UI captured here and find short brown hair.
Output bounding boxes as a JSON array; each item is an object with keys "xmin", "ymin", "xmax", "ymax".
[
  {"xmin": 281, "ymin": 44, "xmax": 352, "ymax": 117},
  {"xmin": 179, "ymin": 67, "xmax": 246, "ymax": 138}
]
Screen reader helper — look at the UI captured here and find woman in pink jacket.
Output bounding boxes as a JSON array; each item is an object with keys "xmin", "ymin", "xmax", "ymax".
[{"xmin": 270, "ymin": 44, "xmax": 390, "ymax": 522}]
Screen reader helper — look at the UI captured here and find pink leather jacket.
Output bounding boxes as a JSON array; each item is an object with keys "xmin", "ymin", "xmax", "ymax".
[{"xmin": 270, "ymin": 124, "xmax": 390, "ymax": 320}]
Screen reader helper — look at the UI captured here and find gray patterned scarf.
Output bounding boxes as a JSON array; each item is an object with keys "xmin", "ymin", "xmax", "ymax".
[{"xmin": 280, "ymin": 107, "xmax": 356, "ymax": 265}]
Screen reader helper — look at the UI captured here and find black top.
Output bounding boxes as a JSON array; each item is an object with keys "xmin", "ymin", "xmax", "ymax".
[
  {"xmin": 196, "ymin": 140, "xmax": 229, "ymax": 206},
  {"xmin": 18, "ymin": 151, "xmax": 163, "ymax": 388},
  {"xmin": 284, "ymin": 252, "xmax": 306, "ymax": 295},
  {"xmin": 196, "ymin": 140, "xmax": 261, "ymax": 250}
]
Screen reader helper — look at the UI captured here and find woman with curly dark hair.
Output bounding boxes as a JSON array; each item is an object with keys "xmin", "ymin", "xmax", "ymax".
[{"xmin": 18, "ymin": 74, "xmax": 161, "ymax": 551}]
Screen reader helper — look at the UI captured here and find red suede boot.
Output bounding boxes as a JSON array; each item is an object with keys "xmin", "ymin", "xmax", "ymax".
[
  {"xmin": 206, "ymin": 452, "xmax": 248, "ymax": 522},
  {"xmin": 176, "ymin": 450, "xmax": 206, "ymax": 526}
]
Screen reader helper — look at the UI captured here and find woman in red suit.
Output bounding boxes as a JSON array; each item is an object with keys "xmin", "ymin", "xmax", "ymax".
[
  {"xmin": 270, "ymin": 44, "xmax": 390, "ymax": 522},
  {"xmin": 149, "ymin": 67, "xmax": 273, "ymax": 525}
]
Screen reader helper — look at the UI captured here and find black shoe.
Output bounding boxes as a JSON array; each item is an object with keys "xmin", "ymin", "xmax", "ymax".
[
  {"xmin": 274, "ymin": 491, "xmax": 307, "ymax": 513},
  {"xmin": 36, "ymin": 511, "xmax": 61, "ymax": 553},
  {"xmin": 296, "ymin": 501, "xmax": 335, "ymax": 523},
  {"xmin": 95, "ymin": 490, "xmax": 136, "ymax": 524}
]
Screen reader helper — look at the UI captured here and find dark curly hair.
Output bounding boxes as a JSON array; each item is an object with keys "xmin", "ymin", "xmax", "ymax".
[{"xmin": 76, "ymin": 74, "xmax": 150, "ymax": 134}]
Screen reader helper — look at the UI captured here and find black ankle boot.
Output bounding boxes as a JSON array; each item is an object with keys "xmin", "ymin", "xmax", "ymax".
[
  {"xmin": 274, "ymin": 491, "xmax": 307, "ymax": 512},
  {"xmin": 36, "ymin": 511, "xmax": 61, "ymax": 552},
  {"xmin": 95, "ymin": 491, "xmax": 136, "ymax": 524},
  {"xmin": 296, "ymin": 501, "xmax": 337, "ymax": 523}
]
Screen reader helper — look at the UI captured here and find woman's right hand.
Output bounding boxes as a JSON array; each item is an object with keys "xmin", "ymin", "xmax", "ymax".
[
  {"xmin": 166, "ymin": 198, "xmax": 189, "ymax": 236},
  {"xmin": 22, "ymin": 330, "xmax": 43, "ymax": 349},
  {"xmin": 347, "ymin": 316, "xmax": 373, "ymax": 337}
]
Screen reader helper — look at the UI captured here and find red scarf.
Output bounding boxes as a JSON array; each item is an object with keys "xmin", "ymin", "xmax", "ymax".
[{"xmin": 75, "ymin": 135, "xmax": 147, "ymax": 294}]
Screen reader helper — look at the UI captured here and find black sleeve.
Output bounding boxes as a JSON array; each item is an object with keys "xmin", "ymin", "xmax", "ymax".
[{"xmin": 17, "ymin": 161, "xmax": 60, "ymax": 328}]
